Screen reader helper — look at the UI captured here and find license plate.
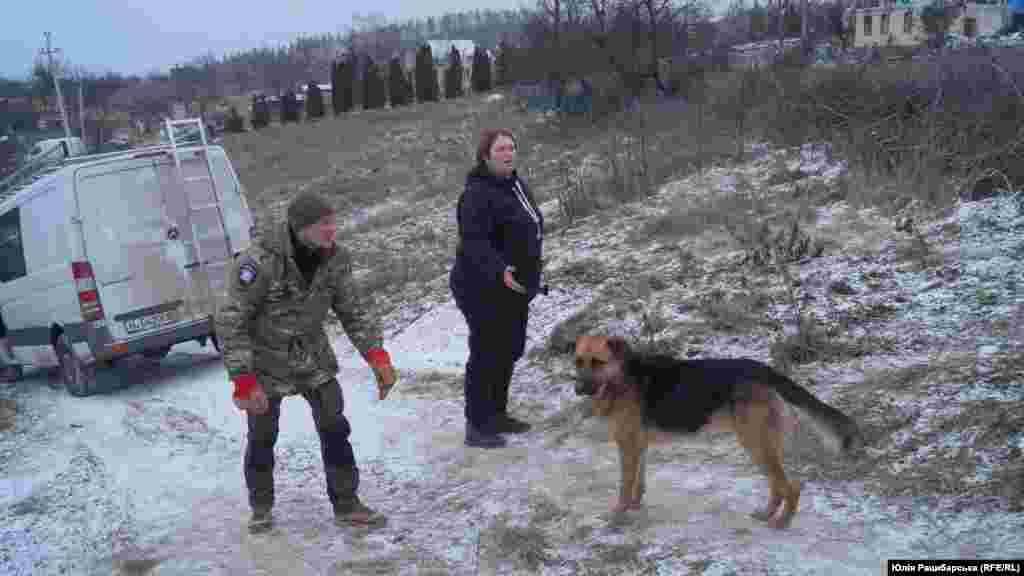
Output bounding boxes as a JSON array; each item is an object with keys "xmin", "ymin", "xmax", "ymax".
[{"xmin": 123, "ymin": 310, "xmax": 178, "ymax": 334}]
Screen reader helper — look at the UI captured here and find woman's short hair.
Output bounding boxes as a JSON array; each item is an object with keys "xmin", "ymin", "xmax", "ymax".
[{"xmin": 476, "ymin": 128, "xmax": 517, "ymax": 164}]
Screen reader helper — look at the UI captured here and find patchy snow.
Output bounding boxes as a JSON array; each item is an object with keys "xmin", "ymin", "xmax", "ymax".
[{"xmin": 3, "ymin": 143, "xmax": 1024, "ymax": 575}]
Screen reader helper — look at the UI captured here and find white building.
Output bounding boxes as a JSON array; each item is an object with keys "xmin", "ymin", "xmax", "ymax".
[
  {"xmin": 849, "ymin": 0, "xmax": 1011, "ymax": 47},
  {"xmin": 426, "ymin": 39, "xmax": 477, "ymax": 64}
]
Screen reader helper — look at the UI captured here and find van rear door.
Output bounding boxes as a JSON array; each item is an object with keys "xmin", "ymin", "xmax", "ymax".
[{"xmin": 74, "ymin": 153, "xmax": 203, "ymax": 342}]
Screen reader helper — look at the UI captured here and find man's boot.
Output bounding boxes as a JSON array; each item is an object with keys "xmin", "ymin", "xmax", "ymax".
[
  {"xmin": 248, "ymin": 505, "xmax": 273, "ymax": 534},
  {"xmin": 493, "ymin": 413, "xmax": 532, "ymax": 434},
  {"xmin": 328, "ymin": 465, "xmax": 387, "ymax": 527},
  {"xmin": 465, "ymin": 421, "xmax": 507, "ymax": 448},
  {"xmin": 244, "ymin": 439, "xmax": 276, "ymax": 534},
  {"xmin": 246, "ymin": 473, "xmax": 275, "ymax": 534}
]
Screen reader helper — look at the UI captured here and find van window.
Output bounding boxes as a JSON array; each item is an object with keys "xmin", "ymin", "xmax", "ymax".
[{"xmin": 0, "ymin": 208, "xmax": 27, "ymax": 282}]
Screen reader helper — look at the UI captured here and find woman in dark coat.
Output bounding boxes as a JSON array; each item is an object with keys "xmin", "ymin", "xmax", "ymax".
[{"xmin": 450, "ymin": 128, "xmax": 544, "ymax": 448}]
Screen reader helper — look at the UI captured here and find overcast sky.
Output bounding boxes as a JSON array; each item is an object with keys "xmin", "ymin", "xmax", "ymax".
[{"xmin": 1, "ymin": 0, "xmax": 546, "ymax": 80}]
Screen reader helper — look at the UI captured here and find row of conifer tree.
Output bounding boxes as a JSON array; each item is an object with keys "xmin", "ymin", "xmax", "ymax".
[{"xmin": 233, "ymin": 43, "xmax": 507, "ymax": 130}]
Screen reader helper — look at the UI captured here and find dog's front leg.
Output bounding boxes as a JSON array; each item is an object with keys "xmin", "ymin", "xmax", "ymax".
[
  {"xmin": 628, "ymin": 448, "xmax": 647, "ymax": 510},
  {"xmin": 614, "ymin": 437, "xmax": 642, "ymax": 514}
]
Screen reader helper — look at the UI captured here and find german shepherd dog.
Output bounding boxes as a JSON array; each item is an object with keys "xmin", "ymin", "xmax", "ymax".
[{"xmin": 573, "ymin": 335, "xmax": 862, "ymax": 529}]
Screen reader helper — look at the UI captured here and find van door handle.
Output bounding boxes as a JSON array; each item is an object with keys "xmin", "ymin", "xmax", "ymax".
[{"xmin": 184, "ymin": 262, "xmax": 200, "ymax": 269}]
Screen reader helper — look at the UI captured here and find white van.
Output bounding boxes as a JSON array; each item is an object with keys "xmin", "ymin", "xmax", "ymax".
[{"xmin": 0, "ymin": 122, "xmax": 254, "ymax": 396}]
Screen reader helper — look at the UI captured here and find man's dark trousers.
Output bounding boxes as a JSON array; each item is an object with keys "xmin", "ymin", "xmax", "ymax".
[{"xmin": 244, "ymin": 378, "xmax": 358, "ymax": 511}]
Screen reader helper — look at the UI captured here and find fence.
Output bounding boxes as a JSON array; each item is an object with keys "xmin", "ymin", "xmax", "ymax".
[{"xmin": 511, "ymin": 80, "xmax": 594, "ymax": 115}]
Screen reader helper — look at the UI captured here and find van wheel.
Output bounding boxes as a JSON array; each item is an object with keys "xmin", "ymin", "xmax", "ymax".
[
  {"xmin": 54, "ymin": 334, "xmax": 95, "ymax": 397},
  {"xmin": 142, "ymin": 346, "xmax": 171, "ymax": 360}
]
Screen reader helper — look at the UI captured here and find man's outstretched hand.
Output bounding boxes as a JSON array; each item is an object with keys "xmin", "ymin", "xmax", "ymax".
[
  {"xmin": 232, "ymin": 374, "xmax": 269, "ymax": 414},
  {"xmin": 367, "ymin": 348, "xmax": 397, "ymax": 400}
]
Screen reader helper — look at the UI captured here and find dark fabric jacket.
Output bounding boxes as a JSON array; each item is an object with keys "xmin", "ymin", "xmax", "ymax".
[{"xmin": 450, "ymin": 165, "xmax": 545, "ymax": 309}]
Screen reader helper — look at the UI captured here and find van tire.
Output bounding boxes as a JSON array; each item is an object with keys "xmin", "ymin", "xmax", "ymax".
[{"xmin": 54, "ymin": 334, "xmax": 95, "ymax": 397}]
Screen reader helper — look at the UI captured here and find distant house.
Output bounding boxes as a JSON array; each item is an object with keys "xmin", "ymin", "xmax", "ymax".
[
  {"xmin": 426, "ymin": 40, "xmax": 498, "ymax": 95},
  {"xmin": 849, "ymin": 0, "xmax": 1012, "ymax": 47}
]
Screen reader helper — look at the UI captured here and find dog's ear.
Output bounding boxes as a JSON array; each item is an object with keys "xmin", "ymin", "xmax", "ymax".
[
  {"xmin": 607, "ymin": 336, "xmax": 630, "ymax": 359},
  {"xmin": 567, "ymin": 335, "xmax": 584, "ymax": 356}
]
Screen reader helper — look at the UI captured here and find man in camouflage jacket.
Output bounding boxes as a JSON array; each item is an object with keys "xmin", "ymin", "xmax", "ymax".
[{"xmin": 216, "ymin": 190, "xmax": 397, "ymax": 533}]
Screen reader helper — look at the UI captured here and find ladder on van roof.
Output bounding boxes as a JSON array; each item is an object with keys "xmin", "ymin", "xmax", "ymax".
[{"xmin": 165, "ymin": 118, "xmax": 233, "ymax": 281}]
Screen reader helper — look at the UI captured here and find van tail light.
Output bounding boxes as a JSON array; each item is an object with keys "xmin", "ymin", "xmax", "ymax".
[{"xmin": 71, "ymin": 261, "xmax": 105, "ymax": 321}]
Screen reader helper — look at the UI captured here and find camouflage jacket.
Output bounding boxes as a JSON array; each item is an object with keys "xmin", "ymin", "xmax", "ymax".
[{"xmin": 215, "ymin": 218, "xmax": 383, "ymax": 397}]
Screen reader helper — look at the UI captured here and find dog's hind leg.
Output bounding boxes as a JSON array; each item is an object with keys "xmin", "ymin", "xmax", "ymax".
[
  {"xmin": 757, "ymin": 429, "xmax": 801, "ymax": 529},
  {"xmin": 734, "ymin": 390, "xmax": 800, "ymax": 528}
]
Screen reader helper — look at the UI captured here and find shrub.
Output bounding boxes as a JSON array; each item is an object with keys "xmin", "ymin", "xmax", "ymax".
[
  {"xmin": 250, "ymin": 95, "xmax": 270, "ymax": 129},
  {"xmin": 305, "ymin": 81, "xmax": 324, "ymax": 119},
  {"xmin": 389, "ymin": 56, "xmax": 411, "ymax": 107},
  {"xmin": 472, "ymin": 45, "xmax": 492, "ymax": 93},
  {"xmin": 280, "ymin": 90, "xmax": 300, "ymax": 123},
  {"xmin": 445, "ymin": 45, "xmax": 464, "ymax": 100},
  {"xmin": 224, "ymin": 106, "xmax": 245, "ymax": 133}
]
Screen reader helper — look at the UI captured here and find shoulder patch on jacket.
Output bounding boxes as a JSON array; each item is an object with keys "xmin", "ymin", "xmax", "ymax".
[{"xmin": 238, "ymin": 261, "xmax": 259, "ymax": 286}]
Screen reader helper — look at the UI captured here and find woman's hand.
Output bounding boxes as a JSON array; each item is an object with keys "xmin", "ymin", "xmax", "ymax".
[{"xmin": 503, "ymin": 266, "xmax": 526, "ymax": 294}]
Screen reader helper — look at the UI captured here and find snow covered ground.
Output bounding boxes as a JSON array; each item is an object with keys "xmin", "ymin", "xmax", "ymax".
[{"xmin": 2, "ymin": 145, "xmax": 1022, "ymax": 576}]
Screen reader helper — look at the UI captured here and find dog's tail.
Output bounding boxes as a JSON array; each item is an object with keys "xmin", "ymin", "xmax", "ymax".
[{"xmin": 760, "ymin": 368, "xmax": 862, "ymax": 455}]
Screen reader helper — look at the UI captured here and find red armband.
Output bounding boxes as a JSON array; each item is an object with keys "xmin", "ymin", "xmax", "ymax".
[
  {"xmin": 366, "ymin": 347, "xmax": 390, "ymax": 369},
  {"xmin": 232, "ymin": 373, "xmax": 259, "ymax": 400}
]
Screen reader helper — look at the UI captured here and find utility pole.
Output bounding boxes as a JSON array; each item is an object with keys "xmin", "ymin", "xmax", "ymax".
[
  {"xmin": 40, "ymin": 32, "xmax": 72, "ymax": 141},
  {"xmin": 77, "ymin": 72, "xmax": 86, "ymax": 140}
]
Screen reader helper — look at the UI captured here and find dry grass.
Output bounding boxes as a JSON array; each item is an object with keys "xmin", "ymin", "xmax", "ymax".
[
  {"xmin": 223, "ymin": 95, "xmax": 524, "ymax": 212},
  {"xmin": 694, "ymin": 290, "xmax": 775, "ymax": 333},
  {"xmin": 548, "ymin": 257, "xmax": 613, "ymax": 289},
  {"xmin": 484, "ymin": 513, "xmax": 554, "ymax": 572},
  {"xmin": 634, "ymin": 193, "xmax": 753, "ymax": 244},
  {"xmin": 393, "ymin": 370, "xmax": 461, "ymax": 399},
  {"xmin": 545, "ymin": 305, "xmax": 602, "ymax": 358},
  {"xmin": 359, "ymin": 254, "xmax": 447, "ymax": 300}
]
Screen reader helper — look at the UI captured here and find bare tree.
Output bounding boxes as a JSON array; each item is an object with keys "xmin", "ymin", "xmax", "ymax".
[
  {"xmin": 192, "ymin": 53, "xmax": 220, "ymax": 116},
  {"xmin": 776, "ymin": 0, "xmax": 788, "ymax": 49},
  {"xmin": 540, "ymin": 0, "xmax": 564, "ymax": 73},
  {"xmin": 802, "ymin": 0, "xmax": 810, "ymax": 57},
  {"xmin": 635, "ymin": 0, "xmax": 687, "ymax": 88}
]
